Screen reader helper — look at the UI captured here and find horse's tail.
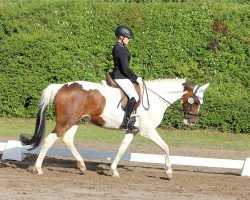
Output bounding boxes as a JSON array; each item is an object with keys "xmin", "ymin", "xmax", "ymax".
[{"xmin": 20, "ymin": 84, "xmax": 63, "ymax": 149}]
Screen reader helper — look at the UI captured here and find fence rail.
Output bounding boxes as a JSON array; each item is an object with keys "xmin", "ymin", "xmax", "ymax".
[{"xmin": 1, "ymin": 140, "xmax": 249, "ymax": 176}]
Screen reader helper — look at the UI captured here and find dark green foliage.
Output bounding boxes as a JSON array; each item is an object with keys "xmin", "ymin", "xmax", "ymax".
[{"xmin": 0, "ymin": 0, "xmax": 249, "ymax": 133}]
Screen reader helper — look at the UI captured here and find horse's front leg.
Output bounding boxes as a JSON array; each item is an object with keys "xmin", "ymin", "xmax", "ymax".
[
  {"xmin": 111, "ymin": 132, "xmax": 134, "ymax": 178},
  {"xmin": 140, "ymin": 128, "xmax": 172, "ymax": 179}
]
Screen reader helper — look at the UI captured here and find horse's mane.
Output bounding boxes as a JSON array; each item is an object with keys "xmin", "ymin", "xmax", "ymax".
[
  {"xmin": 144, "ymin": 78, "xmax": 186, "ymax": 93},
  {"xmin": 147, "ymin": 78, "xmax": 186, "ymax": 81},
  {"xmin": 145, "ymin": 78, "xmax": 186, "ymax": 83}
]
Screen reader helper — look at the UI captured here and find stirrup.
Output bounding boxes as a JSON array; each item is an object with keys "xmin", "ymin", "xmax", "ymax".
[
  {"xmin": 126, "ymin": 117, "xmax": 138, "ymax": 131},
  {"xmin": 126, "ymin": 124, "xmax": 138, "ymax": 131},
  {"xmin": 131, "ymin": 113, "xmax": 139, "ymax": 117},
  {"xmin": 121, "ymin": 123, "xmax": 138, "ymax": 131},
  {"xmin": 120, "ymin": 117, "xmax": 138, "ymax": 131}
]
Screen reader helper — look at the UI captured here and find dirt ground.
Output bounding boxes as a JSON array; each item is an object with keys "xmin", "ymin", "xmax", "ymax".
[{"xmin": 0, "ymin": 136, "xmax": 250, "ymax": 200}]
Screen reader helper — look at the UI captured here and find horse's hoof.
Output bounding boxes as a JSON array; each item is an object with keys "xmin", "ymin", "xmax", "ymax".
[
  {"xmin": 165, "ymin": 170, "xmax": 172, "ymax": 180},
  {"xmin": 34, "ymin": 165, "xmax": 43, "ymax": 174},
  {"xmin": 77, "ymin": 161, "xmax": 86, "ymax": 173},
  {"xmin": 112, "ymin": 174, "xmax": 121, "ymax": 178},
  {"xmin": 36, "ymin": 168, "xmax": 43, "ymax": 175},
  {"xmin": 111, "ymin": 169, "xmax": 120, "ymax": 178}
]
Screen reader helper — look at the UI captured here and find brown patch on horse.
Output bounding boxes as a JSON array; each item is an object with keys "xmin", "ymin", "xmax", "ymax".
[
  {"xmin": 53, "ymin": 83, "xmax": 106, "ymax": 136},
  {"xmin": 106, "ymin": 73, "xmax": 141, "ymax": 111}
]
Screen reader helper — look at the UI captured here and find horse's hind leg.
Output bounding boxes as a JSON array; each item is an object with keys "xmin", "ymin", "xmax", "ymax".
[
  {"xmin": 35, "ymin": 133, "xmax": 59, "ymax": 174},
  {"xmin": 111, "ymin": 132, "xmax": 135, "ymax": 178},
  {"xmin": 62, "ymin": 125, "xmax": 86, "ymax": 173}
]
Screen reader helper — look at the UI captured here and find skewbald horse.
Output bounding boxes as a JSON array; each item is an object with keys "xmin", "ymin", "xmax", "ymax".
[{"xmin": 20, "ymin": 78, "xmax": 209, "ymax": 179}]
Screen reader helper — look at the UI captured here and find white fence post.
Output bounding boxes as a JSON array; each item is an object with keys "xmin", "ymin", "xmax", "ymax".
[
  {"xmin": 241, "ymin": 158, "xmax": 250, "ymax": 176},
  {"xmin": 2, "ymin": 140, "xmax": 24, "ymax": 161}
]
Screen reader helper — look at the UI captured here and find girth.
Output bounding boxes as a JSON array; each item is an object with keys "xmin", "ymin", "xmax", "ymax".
[{"xmin": 106, "ymin": 73, "xmax": 141, "ymax": 111}]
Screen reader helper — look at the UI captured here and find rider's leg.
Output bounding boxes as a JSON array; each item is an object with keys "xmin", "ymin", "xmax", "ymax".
[
  {"xmin": 121, "ymin": 97, "xmax": 137, "ymax": 129},
  {"xmin": 114, "ymin": 79, "xmax": 139, "ymax": 130}
]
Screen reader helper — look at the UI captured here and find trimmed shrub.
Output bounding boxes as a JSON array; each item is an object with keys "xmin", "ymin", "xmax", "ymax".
[{"xmin": 0, "ymin": 0, "xmax": 249, "ymax": 133}]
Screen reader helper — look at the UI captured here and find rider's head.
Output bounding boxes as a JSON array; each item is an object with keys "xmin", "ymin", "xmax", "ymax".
[{"xmin": 115, "ymin": 25, "xmax": 133, "ymax": 45}]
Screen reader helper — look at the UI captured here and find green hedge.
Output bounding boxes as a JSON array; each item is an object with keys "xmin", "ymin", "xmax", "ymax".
[{"xmin": 0, "ymin": 0, "xmax": 249, "ymax": 133}]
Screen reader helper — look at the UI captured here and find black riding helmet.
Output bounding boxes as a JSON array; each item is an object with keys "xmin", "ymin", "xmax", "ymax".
[{"xmin": 115, "ymin": 25, "xmax": 133, "ymax": 39}]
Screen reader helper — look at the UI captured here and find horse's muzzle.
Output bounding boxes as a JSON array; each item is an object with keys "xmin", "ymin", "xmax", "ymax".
[{"xmin": 183, "ymin": 118, "xmax": 196, "ymax": 126}]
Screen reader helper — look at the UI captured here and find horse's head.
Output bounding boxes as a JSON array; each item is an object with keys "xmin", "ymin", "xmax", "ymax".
[{"xmin": 181, "ymin": 82, "xmax": 210, "ymax": 125}]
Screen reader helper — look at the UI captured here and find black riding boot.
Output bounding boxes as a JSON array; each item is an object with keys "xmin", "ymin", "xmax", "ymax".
[{"xmin": 121, "ymin": 97, "xmax": 138, "ymax": 130}]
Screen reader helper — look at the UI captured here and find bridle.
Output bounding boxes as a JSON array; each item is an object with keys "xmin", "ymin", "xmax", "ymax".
[
  {"xmin": 183, "ymin": 85, "xmax": 201, "ymax": 118},
  {"xmin": 142, "ymin": 81, "xmax": 200, "ymax": 118}
]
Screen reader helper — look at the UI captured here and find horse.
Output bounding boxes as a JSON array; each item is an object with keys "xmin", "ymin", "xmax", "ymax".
[{"xmin": 20, "ymin": 78, "xmax": 209, "ymax": 179}]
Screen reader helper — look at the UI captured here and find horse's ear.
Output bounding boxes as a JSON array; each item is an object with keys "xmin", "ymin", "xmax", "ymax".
[
  {"xmin": 196, "ymin": 83, "xmax": 210, "ymax": 104},
  {"xmin": 198, "ymin": 83, "xmax": 210, "ymax": 93}
]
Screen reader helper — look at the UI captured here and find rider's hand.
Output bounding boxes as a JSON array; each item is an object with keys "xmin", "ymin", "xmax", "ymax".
[{"xmin": 136, "ymin": 77, "xmax": 143, "ymax": 84}]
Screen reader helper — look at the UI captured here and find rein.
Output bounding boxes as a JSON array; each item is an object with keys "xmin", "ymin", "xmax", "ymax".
[
  {"xmin": 141, "ymin": 81, "xmax": 199, "ymax": 117},
  {"xmin": 142, "ymin": 81, "xmax": 150, "ymax": 110}
]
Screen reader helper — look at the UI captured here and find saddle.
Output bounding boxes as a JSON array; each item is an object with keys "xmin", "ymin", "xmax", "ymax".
[{"xmin": 106, "ymin": 73, "xmax": 141, "ymax": 111}]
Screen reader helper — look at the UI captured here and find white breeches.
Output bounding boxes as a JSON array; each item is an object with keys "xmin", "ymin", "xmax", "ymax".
[{"xmin": 114, "ymin": 79, "xmax": 139, "ymax": 101}]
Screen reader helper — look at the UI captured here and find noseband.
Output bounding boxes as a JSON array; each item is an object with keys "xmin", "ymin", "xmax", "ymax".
[
  {"xmin": 142, "ymin": 81, "xmax": 200, "ymax": 118},
  {"xmin": 183, "ymin": 109, "xmax": 199, "ymax": 118}
]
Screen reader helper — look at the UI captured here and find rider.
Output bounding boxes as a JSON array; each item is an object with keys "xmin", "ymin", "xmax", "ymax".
[{"xmin": 111, "ymin": 25, "xmax": 143, "ymax": 131}]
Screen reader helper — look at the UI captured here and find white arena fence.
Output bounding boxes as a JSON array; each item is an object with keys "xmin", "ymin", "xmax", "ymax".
[{"xmin": 0, "ymin": 140, "xmax": 249, "ymax": 177}]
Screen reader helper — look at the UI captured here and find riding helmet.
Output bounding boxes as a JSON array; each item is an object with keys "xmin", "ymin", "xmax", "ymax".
[{"xmin": 115, "ymin": 25, "xmax": 133, "ymax": 39}]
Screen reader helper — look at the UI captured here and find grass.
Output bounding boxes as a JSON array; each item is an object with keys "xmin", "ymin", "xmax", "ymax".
[{"xmin": 0, "ymin": 117, "xmax": 249, "ymax": 151}]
